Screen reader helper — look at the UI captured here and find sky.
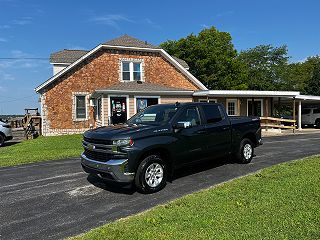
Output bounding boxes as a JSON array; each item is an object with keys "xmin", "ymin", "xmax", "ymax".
[{"xmin": 0, "ymin": 0, "xmax": 319, "ymax": 114}]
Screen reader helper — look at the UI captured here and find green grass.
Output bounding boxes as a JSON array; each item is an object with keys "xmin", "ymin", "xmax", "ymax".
[
  {"xmin": 0, "ymin": 134, "xmax": 83, "ymax": 167},
  {"xmin": 70, "ymin": 156, "xmax": 320, "ymax": 240}
]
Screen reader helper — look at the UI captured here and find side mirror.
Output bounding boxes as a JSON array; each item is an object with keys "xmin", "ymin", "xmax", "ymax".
[{"xmin": 174, "ymin": 121, "xmax": 192, "ymax": 129}]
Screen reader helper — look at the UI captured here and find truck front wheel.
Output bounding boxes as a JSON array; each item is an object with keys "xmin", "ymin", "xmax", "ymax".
[
  {"xmin": 315, "ymin": 119, "xmax": 320, "ymax": 129},
  {"xmin": 135, "ymin": 155, "xmax": 167, "ymax": 193},
  {"xmin": 236, "ymin": 138, "xmax": 254, "ymax": 164}
]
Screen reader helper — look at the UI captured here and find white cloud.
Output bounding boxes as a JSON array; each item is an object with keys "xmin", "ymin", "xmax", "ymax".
[
  {"xmin": 12, "ymin": 17, "xmax": 33, "ymax": 26},
  {"xmin": 0, "ymin": 25, "xmax": 11, "ymax": 29},
  {"xmin": 216, "ymin": 10, "xmax": 235, "ymax": 18},
  {"xmin": 201, "ymin": 24, "xmax": 210, "ymax": 29},
  {"xmin": 91, "ymin": 14, "xmax": 133, "ymax": 29},
  {"xmin": 0, "ymin": 38, "xmax": 7, "ymax": 42}
]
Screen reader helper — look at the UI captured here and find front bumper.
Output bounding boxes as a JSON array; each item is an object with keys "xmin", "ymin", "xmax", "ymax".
[{"xmin": 81, "ymin": 153, "xmax": 135, "ymax": 183}]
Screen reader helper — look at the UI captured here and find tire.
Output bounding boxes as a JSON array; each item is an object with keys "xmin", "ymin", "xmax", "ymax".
[
  {"xmin": 315, "ymin": 119, "xmax": 320, "ymax": 129},
  {"xmin": 135, "ymin": 155, "xmax": 167, "ymax": 193},
  {"xmin": 0, "ymin": 134, "xmax": 4, "ymax": 147},
  {"xmin": 236, "ymin": 138, "xmax": 254, "ymax": 164}
]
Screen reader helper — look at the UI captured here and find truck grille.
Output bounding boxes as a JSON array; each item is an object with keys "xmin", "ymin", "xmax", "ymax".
[
  {"xmin": 83, "ymin": 137, "xmax": 112, "ymax": 145},
  {"xmin": 83, "ymin": 149, "xmax": 112, "ymax": 162}
]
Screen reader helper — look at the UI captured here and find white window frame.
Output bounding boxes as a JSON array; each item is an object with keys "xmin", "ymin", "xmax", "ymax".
[
  {"xmin": 198, "ymin": 98, "xmax": 217, "ymax": 103},
  {"xmin": 134, "ymin": 96, "xmax": 161, "ymax": 113},
  {"xmin": 73, "ymin": 92, "xmax": 89, "ymax": 121},
  {"xmin": 226, "ymin": 99, "xmax": 238, "ymax": 116},
  {"xmin": 96, "ymin": 97, "xmax": 102, "ymax": 121},
  {"xmin": 120, "ymin": 60, "xmax": 144, "ymax": 82},
  {"xmin": 247, "ymin": 99, "xmax": 264, "ymax": 116}
]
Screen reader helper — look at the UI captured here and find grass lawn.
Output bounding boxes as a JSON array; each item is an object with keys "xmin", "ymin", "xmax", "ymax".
[
  {"xmin": 0, "ymin": 134, "xmax": 83, "ymax": 167},
  {"xmin": 70, "ymin": 156, "xmax": 320, "ymax": 240}
]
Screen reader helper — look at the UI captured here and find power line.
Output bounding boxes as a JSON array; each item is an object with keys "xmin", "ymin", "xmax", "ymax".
[{"xmin": 0, "ymin": 57, "xmax": 48, "ymax": 60}]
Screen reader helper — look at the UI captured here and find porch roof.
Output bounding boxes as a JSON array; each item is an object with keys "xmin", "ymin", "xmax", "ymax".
[
  {"xmin": 91, "ymin": 82, "xmax": 194, "ymax": 97},
  {"xmin": 193, "ymin": 90, "xmax": 300, "ymax": 98}
]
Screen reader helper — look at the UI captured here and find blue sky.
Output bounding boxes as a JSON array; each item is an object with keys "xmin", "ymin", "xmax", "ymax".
[{"xmin": 0, "ymin": 0, "xmax": 319, "ymax": 114}]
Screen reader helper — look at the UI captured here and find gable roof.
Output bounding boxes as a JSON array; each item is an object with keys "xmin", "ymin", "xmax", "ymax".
[
  {"xmin": 35, "ymin": 35, "xmax": 207, "ymax": 92},
  {"xmin": 50, "ymin": 49, "xmax": 88, "ymax": 63},
  {"xmin": 103, "ymin": 34, "xmax": 160, "ymax": 49}
]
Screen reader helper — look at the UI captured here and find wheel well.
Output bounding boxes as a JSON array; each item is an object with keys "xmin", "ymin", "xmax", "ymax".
[
  {"xmin": 315, "ymin": 118, "xmax": 320, "ymax": 124},
  {"xmin": 242, "ymin": 133, "xmax": 257, "ymax": 146},
  {"xmin": 138, "ymin": 148, "xmax": 172, "ymax": 171}
]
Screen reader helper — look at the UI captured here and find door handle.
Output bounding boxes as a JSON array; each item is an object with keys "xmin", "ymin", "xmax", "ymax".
[{"xmin": 222, "ymin": 126, "xmax": 230, "ymax": 130}]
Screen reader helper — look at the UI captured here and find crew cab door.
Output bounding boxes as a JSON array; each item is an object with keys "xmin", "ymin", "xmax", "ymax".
[
  {"xmin": 200, "ymin": 104, "xmax": 232, "ymax": 159},
  {"xmin": 172, "ymin": 106, "xmax": 207, "ymax": 167}
]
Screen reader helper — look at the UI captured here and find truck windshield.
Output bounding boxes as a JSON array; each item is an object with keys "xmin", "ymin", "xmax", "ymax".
[{"xmin": 127, "ymin": 105, "xmax": 179, "ymax": 125}]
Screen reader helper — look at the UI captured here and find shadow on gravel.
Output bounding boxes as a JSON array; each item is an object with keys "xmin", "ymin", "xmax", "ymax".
[
  {"xmin": 2, "ymin": 141, "xmax": 21, "ymax": 147},
  {"xmin": 172, "ymin": 156, "xmax": 234, "ymax": 181},
  {"xmin": 86, "ymin": 156, "xmax": 235, "ymax": 194}
]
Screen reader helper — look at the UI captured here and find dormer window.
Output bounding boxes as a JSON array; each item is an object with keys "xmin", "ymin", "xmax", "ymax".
[{"xmin": 121, "ymin": 60, "xmax": 142, "ymax": 81}]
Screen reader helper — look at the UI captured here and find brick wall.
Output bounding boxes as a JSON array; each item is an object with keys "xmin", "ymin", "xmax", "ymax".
[{"xmin": 40, "ymin": 49, "xmax": 200, "ymax": 135}]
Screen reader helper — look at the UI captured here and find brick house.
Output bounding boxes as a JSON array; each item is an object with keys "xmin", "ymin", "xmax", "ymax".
[
  {"xmin": 36, "ymin": 35, "xmax": 317, "ymax": 135},
  {"xmin": 35, "ymin": 35, "xmax": 207, "ymax": 136}
]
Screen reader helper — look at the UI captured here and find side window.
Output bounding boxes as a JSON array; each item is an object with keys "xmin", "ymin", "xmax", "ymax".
[
  {"xmin": 313, "ymin": 109, "xmax": 320, "ymax": 114},
  {"xmin": 302, "ymin": 109, "xmax": 311, "ymax": 115},
  {"xmin": 202, "ymin": 105, "xmax": 223, "ymax": 124},
  {"xmin": 175, "ymin": 107, "xmax": 201, "ymax": 127}
]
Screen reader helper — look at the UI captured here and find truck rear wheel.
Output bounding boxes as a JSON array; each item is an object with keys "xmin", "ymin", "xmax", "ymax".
[
  {"xmin": 135, "ymin": 155, "xmax": 167, "ymax": 193},
  {"xmin": 236, "ymin": 138, "xmax": 254, "ymax": 164},
  {"xmin": 0, "ymin": 134, "xmax": 4, "ymax": 147}
]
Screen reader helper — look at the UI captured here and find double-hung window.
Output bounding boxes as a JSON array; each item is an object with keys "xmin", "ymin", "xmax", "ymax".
[
  {"xmin": 75, "ymin": 95, "xmax": 87, "ymax": 119},
  {"xmin": 121, "ymin": 61, "xmax": 142, "ymax": 81}
]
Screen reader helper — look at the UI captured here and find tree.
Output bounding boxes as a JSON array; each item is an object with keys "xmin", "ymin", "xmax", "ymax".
[
  {"xmin": 237, "ymin": 45, "xmax": 289, "ymax": 91},
  {"xmin": 303, "ymin": 56, "xmax": 320, "ymax": 95},
  {"xmin": 160, "ymin": 27, "xmax": 248, "ymax": 90}
]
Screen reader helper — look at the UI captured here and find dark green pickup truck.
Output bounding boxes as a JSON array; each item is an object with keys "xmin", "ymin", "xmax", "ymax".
[{"xmin": 81, "ymin": 102, "xmax": 262, "ymax": 193}]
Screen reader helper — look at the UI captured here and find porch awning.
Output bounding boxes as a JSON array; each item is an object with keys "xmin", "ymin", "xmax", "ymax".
[
  {"xmin": 193, "ymin": 90, "xmax": 300, "ymax": 98},
  {"xmin": 91, "ymin": 82, "xmax": 194, "ymax": 98}
]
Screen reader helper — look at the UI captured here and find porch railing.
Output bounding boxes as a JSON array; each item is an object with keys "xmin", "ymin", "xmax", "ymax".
[{"xmin": 260, "ymin": 117, "xmax": 296, "ymax": 132}]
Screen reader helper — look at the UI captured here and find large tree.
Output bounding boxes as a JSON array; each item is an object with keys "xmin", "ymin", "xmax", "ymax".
[
  {"xmin": 303, "ymin": 56, "xmax": 320, "ymax": 95},
  {"xmin": 237, "ymin": 45, "xmax": 289, "ymax": 91},
  {"xmin": 160, "ymin": 27, "xmax": 248, "ymax": 90}
]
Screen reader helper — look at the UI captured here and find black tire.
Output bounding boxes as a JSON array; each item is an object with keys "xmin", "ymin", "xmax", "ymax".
[
  {"xmin": 315, "ymin": 119, "xmax": 320, "ymax": 129},
  {"xmin": 0, "ymin": 134, "xmax": 4, "ymax": 147},
  {"xmin": 135, "ymin": 155, "xmax": 167, "ymax": 193},
  {"xmin": 236, "ymin": 138, "xmax": 254, "ymax": 164}
]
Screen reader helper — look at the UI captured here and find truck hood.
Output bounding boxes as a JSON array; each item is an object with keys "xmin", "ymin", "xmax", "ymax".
[{"xmin": 83, "ymin": 124, "xmax": 159, "ymax": 141}]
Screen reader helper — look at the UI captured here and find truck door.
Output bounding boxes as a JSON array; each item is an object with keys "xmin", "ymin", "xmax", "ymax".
[
  {"xmin": 172, "ymin": 106, "xmax": 207, "ymax": 166},
  {"xmin": 301, "ymin": 109, "xmax": 311, "ymax": 125},
  {"xmin": 201, "ymin": 104, "xmax": 232, "ymax": 159}
]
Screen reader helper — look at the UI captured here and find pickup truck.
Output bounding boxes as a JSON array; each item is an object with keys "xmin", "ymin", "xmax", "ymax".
[
  {"xmin": 81, "ymin": 102, "xmax": 262, "ymax": 193},
  {"xmin": 301, "ymin": 107, "xmax": 320, "ymax": 128}
]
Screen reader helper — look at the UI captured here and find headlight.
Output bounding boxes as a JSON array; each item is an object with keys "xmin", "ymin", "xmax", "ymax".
[{"xmin": 112, "ymin": 138, "xmax": 134, "ymax": 146}]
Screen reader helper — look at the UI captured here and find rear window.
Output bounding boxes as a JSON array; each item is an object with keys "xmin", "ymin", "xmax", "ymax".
[{"xmin": 202, "ymin": 105, "xmax": 223, "ymax": 124}]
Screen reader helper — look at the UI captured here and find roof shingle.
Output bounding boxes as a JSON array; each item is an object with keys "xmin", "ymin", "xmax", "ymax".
[
  {"xmin": 103, "ymin": 34, "xmax": 160, "ymax": 49},
  {"xmin": 98, "ymin": 81, "xmax": 192, "ymax": 92},
  {"xmin": 50, "ymin": 49, "xmax": 88, "ymax": 63}
]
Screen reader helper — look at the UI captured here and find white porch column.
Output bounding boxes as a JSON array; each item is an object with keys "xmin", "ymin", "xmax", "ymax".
[{"xmin": 298, "ymin": 100, "xmax": 302, "ymax": 130}]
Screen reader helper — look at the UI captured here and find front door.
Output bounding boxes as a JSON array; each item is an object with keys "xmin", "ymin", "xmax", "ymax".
[
  {"xmin": 172, "ymin": 106, "xmax": 207, "ymax": 167},
  {"xmin": 110, "ymin": 97, "xmax": 127, "ymax": 124}
]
